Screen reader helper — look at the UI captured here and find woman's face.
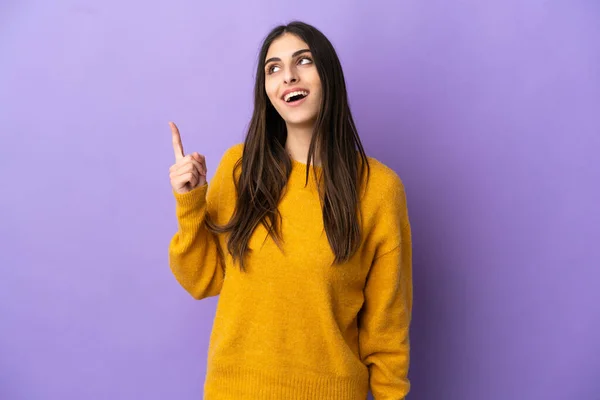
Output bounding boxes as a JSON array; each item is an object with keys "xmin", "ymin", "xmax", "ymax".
[{"xmin": 264, "ymin": 33, "xmax": 322, "ymax": 128}]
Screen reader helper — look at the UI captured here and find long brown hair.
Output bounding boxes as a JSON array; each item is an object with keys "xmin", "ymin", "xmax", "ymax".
[{"xmin": 206, "ymin": 21, "xmax": 370, "ymax": 272}]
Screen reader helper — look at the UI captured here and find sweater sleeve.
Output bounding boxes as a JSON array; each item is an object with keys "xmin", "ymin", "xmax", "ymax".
[
  {"xmin": 168, "ymin": 146, "xmax": 237, "ymax": 300},
  {"xmin": 358, "ymin": 176, "xmax": 413, "ymax": 399}
]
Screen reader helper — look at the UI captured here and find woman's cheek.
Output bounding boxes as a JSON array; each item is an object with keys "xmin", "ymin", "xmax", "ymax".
[{"xmin": 266, "ymin": 85, "xmax": 279, "ymax": 107}]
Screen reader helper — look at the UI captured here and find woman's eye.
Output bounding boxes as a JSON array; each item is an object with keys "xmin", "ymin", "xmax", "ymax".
[{"xmin": 267, "ymin": 57, "xmax": 311, "ymax": 74}]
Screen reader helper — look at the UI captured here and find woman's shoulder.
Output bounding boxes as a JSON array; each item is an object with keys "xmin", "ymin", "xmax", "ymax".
[
  {"xmin": 360, "ymin": 154, "xmax": 409, "ymax": 220},
  {"xmin": 209, "ymin": 143, "xmax": 244, "ymax": 188},
  {"xmin": 360, "ymin": 155, "xmax": 410, "ymax": 251},
  {"xmin": 220, "ymin": 142, "xmax": 244, "ymax": 164},
  {"xmin": 207, "ymin": 143, "xmax": 244, "ymax": 211},
  {"xmin": 362, "ymin": 154, "xmax": 406, "ymax": 196}
]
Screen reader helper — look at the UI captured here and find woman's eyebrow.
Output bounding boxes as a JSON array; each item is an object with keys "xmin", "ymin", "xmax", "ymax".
[{"xmin": 265, "ymin": 48, "xmax": 311, "ymax": 65}]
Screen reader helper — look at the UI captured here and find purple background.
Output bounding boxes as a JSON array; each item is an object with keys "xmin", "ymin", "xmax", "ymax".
[{"xmin": 1, "ymin": 1, "xmax": 599, "ymax": 399}]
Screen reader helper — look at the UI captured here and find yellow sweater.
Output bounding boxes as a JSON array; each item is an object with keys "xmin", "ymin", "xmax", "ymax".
[{"xmin": 169, "ymin": 143, "xmax": 412, "ymax": 400}]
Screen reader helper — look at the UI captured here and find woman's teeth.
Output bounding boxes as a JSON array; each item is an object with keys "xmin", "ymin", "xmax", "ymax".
[{"xmin": 284, "ymin": 90, "xmax": 308, "ymax": 102}]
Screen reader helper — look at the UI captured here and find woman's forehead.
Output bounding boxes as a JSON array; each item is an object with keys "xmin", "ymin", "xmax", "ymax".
[{"xmin": 265, "ymin": 33, "xmax": 309, "ymax": 60}]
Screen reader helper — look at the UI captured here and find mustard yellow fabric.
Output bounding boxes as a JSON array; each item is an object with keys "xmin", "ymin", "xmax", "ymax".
[{"xmin": 169, "ymin": 143, "xmax": 412, "ymax": 399}]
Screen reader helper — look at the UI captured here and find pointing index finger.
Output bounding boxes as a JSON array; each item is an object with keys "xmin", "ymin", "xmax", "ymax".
[{"xmin": 170, "ymin": 121, "xmax": 184, "ymax": 161}]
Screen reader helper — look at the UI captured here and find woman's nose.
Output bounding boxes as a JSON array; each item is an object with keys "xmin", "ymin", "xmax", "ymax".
[{"xmin": 283, "ymin": 67, "xmax": 298, "ymax": 84}]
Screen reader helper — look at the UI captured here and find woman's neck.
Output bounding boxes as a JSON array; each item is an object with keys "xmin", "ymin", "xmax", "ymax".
[{"xmin": 285, "ymin": 123, "xmax": 321, "ymax": 166}]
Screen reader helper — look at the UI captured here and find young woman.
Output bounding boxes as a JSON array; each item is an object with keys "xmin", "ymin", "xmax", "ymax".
[{"xmin": 168, "ymin": 21, "xmax": 412, "ymax": 400}]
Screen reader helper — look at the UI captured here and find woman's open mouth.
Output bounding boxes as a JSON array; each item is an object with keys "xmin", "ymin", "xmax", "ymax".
[{"xmin": 282, "ymin": 89, "xmax": 309, "ymax": 107}]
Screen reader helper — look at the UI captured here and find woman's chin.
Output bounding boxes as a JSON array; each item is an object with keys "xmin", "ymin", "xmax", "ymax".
[{"xmin": 283, "ymin": 113, "xmax": 318, "ymax": 128}]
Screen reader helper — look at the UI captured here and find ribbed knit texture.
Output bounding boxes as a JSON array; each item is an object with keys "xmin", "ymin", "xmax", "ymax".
[{"xmin": 169, "ymin": 144, "xmax": 412, "ymax": 400}]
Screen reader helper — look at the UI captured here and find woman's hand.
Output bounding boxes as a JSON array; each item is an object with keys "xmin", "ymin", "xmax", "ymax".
[{"xmin": 169, "ymin": 121, "xmax": 207, "ymax": 194}]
